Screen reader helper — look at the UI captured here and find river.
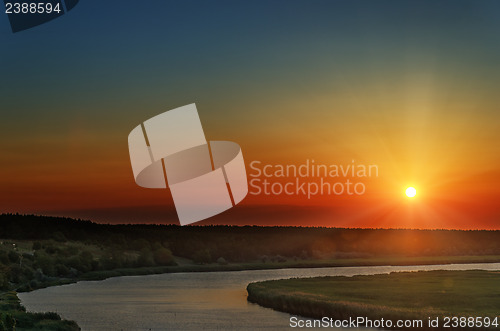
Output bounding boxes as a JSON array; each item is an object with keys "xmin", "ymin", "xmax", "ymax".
[{"xmin": 18, "ymin": 263, "xmax": 500, "ymax": 330}]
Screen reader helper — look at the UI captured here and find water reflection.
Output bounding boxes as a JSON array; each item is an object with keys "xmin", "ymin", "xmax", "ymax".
[{"xmin": 19, "ymin": 263, "xmax": 500, "ymax": 331}]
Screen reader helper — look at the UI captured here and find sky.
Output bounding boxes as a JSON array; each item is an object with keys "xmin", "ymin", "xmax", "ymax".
[{"xmin": 0, "ymin": 0, "xmax": 499, "ymax": 229}]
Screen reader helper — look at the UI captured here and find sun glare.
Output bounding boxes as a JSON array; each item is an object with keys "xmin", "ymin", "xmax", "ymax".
[{"xmin": 405, "ymin": 187, "xmax": 417, "ymax": 198}]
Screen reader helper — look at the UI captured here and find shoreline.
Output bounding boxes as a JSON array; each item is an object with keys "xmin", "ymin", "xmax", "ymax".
[
  {"xmin": 246, "ymin": 269, "xmax": 500, "ymax": 330},
  {"xmin": 18, "ymin": 254, "xmax": 500, "ymax": 293},
  {"xmin": 12, "ymin": 257, "xmax": 500, "ymax": 330}
]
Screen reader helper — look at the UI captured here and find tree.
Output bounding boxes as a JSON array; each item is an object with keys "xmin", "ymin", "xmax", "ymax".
[
  {"xmin": 34, "ymin": 253, "xmax": 55, "ymax": 276},
  {"xmin": 3, "ymin": 314, "xmax": 15, "ymax": 331},
  {"xmin": 7, "ymin": 251, "xmax": 19, "ymax": 264},
  {"xmin": 80, "ymin": 251, "xmax": 93, "ymax": 265},
  {"xmin": 216, "ymin": 257, "xmax": 228, "ymax": 265},
  {"xmin": 192, "ymin": 249, "xmax": 211, "ymax": 264},
  {"xmin": 0, "ymin": 273, "xmax": 9, "ymax": 290},
  {"xmin": 153, "ymin": 248, "xmax": 174, "ymax": 266},
  {"xmin": 131, "ymin": 239, "xmax": 150, "ymax": 251},
  {"xmin": 108, "ymin": 233, "xmax": 126, "ymax": 247},
  {"xmin": 55, "ymin": 264, "xmax": 70, "ymax": 277},
  {"xmin": 152, "ymin": 242, "xmax": 163, "ymax": 251},
  {"xmin": 0, "ymin": 251, "xmax": 8, "ymax": 265},
  {"xmin": 8, "ymin": 264, "xmax": 24, "ymax": 283},
  {"xmin": 52, "ymin": 231, "xmax": 67, "ymax": 242},
  {"xmin": 137, "ymin": 248, "xmax": 154, "ymax": 267}
]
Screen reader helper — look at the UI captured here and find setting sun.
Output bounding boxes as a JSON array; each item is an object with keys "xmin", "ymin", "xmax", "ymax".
[{"xmin": 405, "ymin": 187, "xmax": 417, "ymax": 198}]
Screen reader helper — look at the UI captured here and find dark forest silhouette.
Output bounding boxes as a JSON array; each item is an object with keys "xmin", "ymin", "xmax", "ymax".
[{"xmin": 1, "ymin": 213, "xmax": 499, "ymax": 261}]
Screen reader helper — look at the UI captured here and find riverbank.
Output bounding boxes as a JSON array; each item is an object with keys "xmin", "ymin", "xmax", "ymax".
[
  {"xmin": 1, "ymin": 214, "xmax": 499, "ymax": 330},
  {"xmin": 0, "ymin": 291, "xmax": 79, "ymax": 330},
  {"xmin": 23, "ymin": 254, "xmax": 500, "ymax": 291},
  {"xmin": 11, "ymin": 256, "xmax": 500, "ymax": 330},
  {"xmin": 247, "ymin": 270, "xmax": 500, "ymax": 329}
]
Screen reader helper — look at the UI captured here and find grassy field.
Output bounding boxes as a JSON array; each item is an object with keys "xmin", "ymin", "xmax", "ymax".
[{"xmin": 247, "ymin": 270, "xmax": 500, "ymax": 328}]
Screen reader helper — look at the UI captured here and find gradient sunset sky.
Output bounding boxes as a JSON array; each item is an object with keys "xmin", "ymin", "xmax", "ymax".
[{"xmin": 1, "ymin": 0, "xmax": 499, "ymax": 229}]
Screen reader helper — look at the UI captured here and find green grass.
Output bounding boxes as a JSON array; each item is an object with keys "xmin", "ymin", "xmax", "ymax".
[
  {"xmin": 0, "ymin": 291, "xmax": 79, "ymax": 331},
  {"xmin": 247, "ymin": 270, "xmax": 500, "ymax": 328}
]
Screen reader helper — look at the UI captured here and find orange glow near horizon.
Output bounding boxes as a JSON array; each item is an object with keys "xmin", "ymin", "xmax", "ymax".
[{"xmin": 1, "ymin": 102, "xmax": 499, "ymax": 229}]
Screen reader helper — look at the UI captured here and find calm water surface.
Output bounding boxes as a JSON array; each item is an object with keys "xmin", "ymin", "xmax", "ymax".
[{"xmin": 19, "ymin": 263, "xmax": 500, "ymax": 331}]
